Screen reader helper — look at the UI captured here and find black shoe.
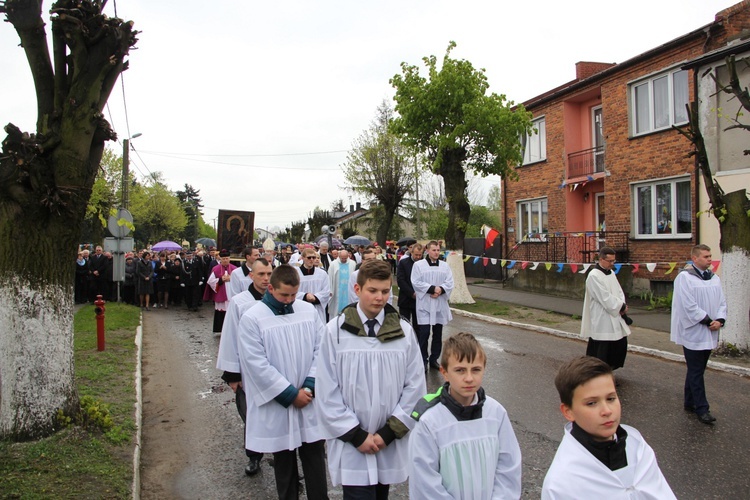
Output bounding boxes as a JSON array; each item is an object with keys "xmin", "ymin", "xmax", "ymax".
[
  {"xmin": 697, "ymin": 412, "xmax": 716, "ymax": 424},
  {"xmin": 429, "ymin": 361, "xmax": 441, "ymax": 370},
  {"xmin": 245, "ymin": 457, "xmax": 261, "ymax": 476}
]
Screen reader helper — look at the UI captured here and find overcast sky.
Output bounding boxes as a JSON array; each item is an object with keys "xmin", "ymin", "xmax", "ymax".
[{"xmin": 0, "ymin": 0, "xmax": 738, "ymax": 233}]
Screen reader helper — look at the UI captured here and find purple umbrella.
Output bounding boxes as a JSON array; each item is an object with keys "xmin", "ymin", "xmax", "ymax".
[{"xmin": 151, "ymin": 240, "xmax": 182, "ymax": 252}]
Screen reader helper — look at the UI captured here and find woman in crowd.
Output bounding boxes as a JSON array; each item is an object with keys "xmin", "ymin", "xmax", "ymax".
[{"xmin": 136, "ymin": 251, "xmax": 154, "ymax": 310}]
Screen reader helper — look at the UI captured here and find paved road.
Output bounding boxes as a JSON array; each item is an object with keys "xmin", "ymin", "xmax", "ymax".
[{"xmin": 140, "ymin": 307, "xmax": 750, "ymax": 499}]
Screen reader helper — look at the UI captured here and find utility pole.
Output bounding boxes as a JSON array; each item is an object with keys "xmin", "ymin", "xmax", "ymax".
[
  {"xmin": 121, "ymin": 133, "xmax": 141, "ymax": 209},
  {"xmin": 414, "ymin": 155, "xmax": 421, "ymax": 239}
]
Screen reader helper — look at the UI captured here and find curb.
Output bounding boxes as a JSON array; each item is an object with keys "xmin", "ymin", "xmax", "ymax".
[
  {"xmin": 132, "ymin": 315, "xmax": 143, "ymax": 500},
  {"xmin": 450, "ymin": 307, "xmax": 750, "ymax": 378}
]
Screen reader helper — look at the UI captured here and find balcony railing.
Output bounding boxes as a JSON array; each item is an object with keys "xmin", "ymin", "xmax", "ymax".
[
  {"xmin": 567, "ymin": 146, "xmax": 605, "ymax": 179},
  {"xmin": 508, "ymin": 231, "xmax": 629, "ymax": 264}
]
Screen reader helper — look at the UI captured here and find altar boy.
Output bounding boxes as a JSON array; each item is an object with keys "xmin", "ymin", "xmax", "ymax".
[
  {"xmin": 542, "ymin": 356, "xmax": 675, "ymax": 499},
  {"xmin": 315, "ymin": 259, "xmax": 425, "ymax": 498}
]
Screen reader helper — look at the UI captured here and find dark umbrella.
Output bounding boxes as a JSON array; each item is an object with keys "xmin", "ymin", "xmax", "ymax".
[
  {"xmin": 195, "ymin": 237, "xmax": 216, "ymax": 247},
  {"xmin": 396, "ymin": 236, "xmax": 417, "ymax": 247},
  {"xmin": 343, "ymin": 235, "xmax": 371, "ymax": 246},
  {"xmin": 315, "ymin": 234, "xmax": 343, "ymax": 249}
]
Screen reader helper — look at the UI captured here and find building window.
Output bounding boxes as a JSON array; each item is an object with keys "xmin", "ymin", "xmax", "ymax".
[
  {"xmin": 632, "ymin": 177, "xmax": 691, "ymax": 238},
  {"xmin": 522, "ymin": 117, "xmax": 546, "ymax": 165},
  {"xmin": 631, "ymin": 68, "xmax": 689, "ymax": 135},
  {"xmin": 517, "ymin": 198, "xmax": 548, "ymax": 240}
]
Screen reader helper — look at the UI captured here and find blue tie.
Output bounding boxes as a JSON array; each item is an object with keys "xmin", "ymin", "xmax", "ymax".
[{"xmin": 365, "ymin": 319, "xmax": 377, "ymax": 337}]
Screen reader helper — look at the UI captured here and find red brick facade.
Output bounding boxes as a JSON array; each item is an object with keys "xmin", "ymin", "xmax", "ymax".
[{"xmin": 501, "ymin": 1, "xmax": 750, "ymax": 288}]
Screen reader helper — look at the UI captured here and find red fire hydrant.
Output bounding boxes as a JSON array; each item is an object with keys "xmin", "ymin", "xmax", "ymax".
[{"xmin": 94, "ymin": 295, "xmax": 106, "ymax": 351}]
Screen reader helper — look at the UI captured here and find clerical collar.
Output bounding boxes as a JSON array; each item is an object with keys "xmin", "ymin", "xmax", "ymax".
[
  {"xmin": 570, "ymin": 421, "xmax": 628, "ymax": 471},
  {"xmin": 300, "ymin": 265, "xmax": 315, "ymax": 276},
  {"xmin": 261, "ymin": 290, "xmax": 294, "ymax": 315},
  {"xmin": 248, "ymin": 285, "xmax": 264, "ymax": 300},
  {"xmin": 439, "ymin": 382, "xmax": 485, "ymax": 421},
  {"xmin": 242, "ymin": 262, "xmax": 251, "ymax": 276},
  {"xmin": 427, "ymin": 258, "xmax": 440, "ymax": 267},
  {"xmin": 595, "ymin": 263, "xmax": 612, "ymax": 275}
]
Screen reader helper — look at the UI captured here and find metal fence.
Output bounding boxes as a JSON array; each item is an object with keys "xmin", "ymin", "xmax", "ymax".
[{"xmin": 508, "ymin": 231, "xmax": 629, "ymax": 263}]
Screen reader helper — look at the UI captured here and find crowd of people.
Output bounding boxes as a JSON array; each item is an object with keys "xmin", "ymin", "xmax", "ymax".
[{"xmin": 76, "ymin": 239, "xmax": 724, "ymax": 498}]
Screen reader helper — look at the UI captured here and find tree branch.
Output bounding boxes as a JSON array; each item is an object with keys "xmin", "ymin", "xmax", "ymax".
[{"xmin": 3, "ymin": 0, "xmax": 55, "ymax": 134}]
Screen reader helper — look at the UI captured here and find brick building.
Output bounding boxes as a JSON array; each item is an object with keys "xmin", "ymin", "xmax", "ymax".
[{"xmin": 501, "ymin": 1, "xmax": 750, "ymax": 295}]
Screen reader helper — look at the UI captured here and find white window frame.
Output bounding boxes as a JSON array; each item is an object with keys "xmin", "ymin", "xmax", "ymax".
[
  {"xmin": 630, "ymin": 67, "xmax": 689, "ymax": 136},
  {"xmin": 517, "ymin": 197, "xmax": 548, "ymax": 241},
  {"xmin": 522, "ymin": 116, "xmax": 546, "ymax": 165},
  {"xmin": 631, "ymin": 176, "xmax": 691, "ymax": 239}
]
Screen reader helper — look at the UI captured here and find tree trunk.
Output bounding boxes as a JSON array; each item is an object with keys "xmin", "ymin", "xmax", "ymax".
[
  {"xmin": 0, "ymin": 203, "xmax": 82, "ymax": 439},
  {"xmin": 376, "ymin": 204, "xmax": 398, "ymax": 248},
  {"xmin": 718, "ymin": 189, "xmax": 750, "ymax": 350},
  {"xmin": 438, "ymin": 148, "xmax": 470, "ymax": 251}
]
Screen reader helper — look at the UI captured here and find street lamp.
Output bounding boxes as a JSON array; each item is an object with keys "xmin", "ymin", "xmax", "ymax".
[{"xmin": 122, "ymin": 133, "xmax": 142, "ymax": 209}]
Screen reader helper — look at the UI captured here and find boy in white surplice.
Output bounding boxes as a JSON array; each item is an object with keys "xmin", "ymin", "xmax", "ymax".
[{"xmin": 316, "ymin": 259, "xmax": 425, "ymax": 498}]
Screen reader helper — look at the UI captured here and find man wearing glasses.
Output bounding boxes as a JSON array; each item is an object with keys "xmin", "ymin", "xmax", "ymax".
[
  {"xmin": 295, "ymin": 247, "xmax": 331, "ymax": 324},
  {"xmin": 581, "ymin": 247, "xmax": 632, "ymax": 370}
]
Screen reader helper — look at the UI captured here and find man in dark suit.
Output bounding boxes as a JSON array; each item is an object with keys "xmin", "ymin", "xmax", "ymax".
[
  {"xmin": 88, "ymin": 245, "xmax": 108, "ymax": 302},
  {"xmin": 318, "ymin": 241, "xmax": 333, "ymax": 272},
  {"xmin": 396, "ymin": 243, "xmax": 423, "ymax": 332}
]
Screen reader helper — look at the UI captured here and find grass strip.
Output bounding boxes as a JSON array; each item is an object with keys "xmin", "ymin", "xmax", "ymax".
[{"xmin": 0, "ymin": 303, "xmax": 140, "ymax": 499}]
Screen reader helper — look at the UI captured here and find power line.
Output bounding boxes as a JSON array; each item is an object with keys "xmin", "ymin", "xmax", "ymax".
[
  {"xmin": 139, "ymin": 149, "xmax": 348, "ymax": 157},
  {"xmin": 137, "ymin": 151, "xmax": 342, "ymax": 170}
]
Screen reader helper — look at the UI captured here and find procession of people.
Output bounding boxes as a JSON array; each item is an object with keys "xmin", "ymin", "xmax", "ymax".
[{"xmin": 73, "ymin": 238, "xmax": 729, "ymax": 499}]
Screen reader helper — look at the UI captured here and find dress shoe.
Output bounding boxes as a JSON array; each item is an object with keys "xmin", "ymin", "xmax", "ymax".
[
  {"xmin": 429, "ymin": 361, "xmax": 441, "ymax": 371},
  {"xmin": 697, "ymin": 412, "xmax": 716, "ymax": 424},
  {"xmin": 245, "ymin": 457, "xmax": 261, "ymax": 476}
]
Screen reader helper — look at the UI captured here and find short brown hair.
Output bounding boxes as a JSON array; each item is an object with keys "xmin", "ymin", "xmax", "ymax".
[
  {"xmin": 270, "ymin": 264, "xmax": 300, "ymax": 288},
  {"xmin": 441, "ymin": 333, "xmax": 486, "ymax": 369},
  {"xmin": 554, "ymin": 356, "xmax": 613, "ymax": 407},
  {"xmin": 356, "ymin": 259, "xmax": 392, "ymax": 287},
  {"xmin": 598, "ymin": 247, "xmax": 615, "ymax": 259},
  {"xmin": 691, "ymin": 244, "xmax": 711, "ymax": 257},
  {"xmin": 427, "ymin": 240, "xmax": 440, "ymax": 250},
  {"xmin": 411, "ymin": 243, "xmax": 423, "ymax": 252},
  {"xmin": 302, "ymin": 248, "xmax": 317, "ymax": 258}
]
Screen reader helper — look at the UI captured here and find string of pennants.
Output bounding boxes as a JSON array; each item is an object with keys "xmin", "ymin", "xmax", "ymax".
[{"xmin": 442, "ymin": 251, "xmax": 721, "ymax": 275}]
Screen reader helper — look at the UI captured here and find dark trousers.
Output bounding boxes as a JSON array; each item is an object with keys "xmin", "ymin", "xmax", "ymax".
[
  {"xmin": 683, "ymin": 347, "xmax": 712, "ymax": 415},
  {"xmin": 234, "ymin": 387, "xmax": 262, "ymax": 460},
  {"xmin": 343, "ymin": 483, "xmax": 390, "ymax": 500},
  {"xmin": 75, "ymin": 274, "xmax": 89, "ymax": 303},
  {"xmin": 417, "ymin": 323, "xmax": 443, "ymax": 365},
  {"xmin": 272, "ymin": 440, "xmax": 327, "ymax": 500},
  {"xmin": 184, "ymin": 284, "xmax": 199, "ymax": 309},
  {"xmin": 398, "ymin": 307, "xmax": 419, "ymax": 334}
]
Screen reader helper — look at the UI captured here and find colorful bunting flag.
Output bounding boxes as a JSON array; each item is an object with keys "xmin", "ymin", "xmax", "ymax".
[
  {"xmin": 482, "ymin": 257, "xmax": 489, "ymax": 267},
  {"xmin": 631, "ymin": 263, "xmax": 640, "ymax": 273},
  {"xmin": 545, "ymin": 263, "xmax": 552, "ymax": 271},
  {"xmin": 508, "ymin": 260, "xmax": 516, "ymax": 269},
  {"xmin": 521, "ymin": 261, "xmax": 529, "ymax": 269},
  {"xmin": 579, "ymin": 264, "xmax": 591, "ymax": 274},
  {"xmin": 711, "ymin": 260, "xmax": 721, "ymax": 272},
  {"xmin": 531, "ymin": 262, "xmax": 540, "ymax": 270},
  {"xmin": 490, "ymin": 258, "xmax": 497, "ymax": 265},
  {"xmin": 665, "ymin": 262, "xmax": 677, "ymax": 274},
  {"xmin": 500, "ymin": 259, "xmax": 507, "ymax": 267},
  {"xmin": 646, "ymin": 263, "xmax": 657, "ymax": 272},
  {"xmin": 556, "ymin": 263, "xmax": 564, "ymax": 272},
  {"xmin": 614, "ymin": 264, "xmax": 622, "ymax": 274},
  {"xmin": 570, "ymin": 263, "xmax": 578, "ymax": 273}
]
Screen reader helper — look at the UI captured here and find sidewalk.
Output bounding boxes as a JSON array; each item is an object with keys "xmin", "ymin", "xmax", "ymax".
[{"xmin": 459, "ymin": 278, "xmax": 749, "ymax": 376}]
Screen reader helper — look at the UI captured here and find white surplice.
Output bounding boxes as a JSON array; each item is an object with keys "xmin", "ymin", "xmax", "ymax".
[
  {"xmin": 670, "ymin": 267, "xmax": 728, "ymax": 350},
  {"xmin": 408, "ymin": 396, "xmax": 522, "ymax": 500},
  {"xmin": 216, "ymin": 289, "xmax": 259, "ymax": 373},
  {"xmin": 581, "ymin": 268, "xmax": 630, "ymax": 341},
  {"xmin": 296, "ymin": 266, "xmax": 331, "ymax": 324},
  {"xmin": 237, "ymin": 299, "xmax": 325, "ymax": 453},
  {"xmin": 542, "ymin": 423, "xmax": 676, "ymax": 500},
  {"xmin": 315, "ymin": 308, "xmax": 425, "ymax": 486},
  {"xmin": 411, "ymin": 259, "xmax": 454, "ymax": 326},
  {"xmin": 226, "ymin": 265, "xmax": 252, "ymax": 300}
]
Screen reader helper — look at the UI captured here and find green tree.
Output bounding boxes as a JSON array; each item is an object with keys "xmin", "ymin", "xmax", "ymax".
[
  {"xmin": 307, "ymin": 207, "xmax": 334, "ymax": 238},
  {"xmin": 82, "ymin": 148, "xmax": 123, "ymax": 244},
  {"xmin": 129, "ymin": 173, "xmax": 187, "ymax": 247},
  {"xmin": 343, "ymin": 100, "xmax": 413, "ymax": 247},
  {"xmin": 175, "ymin": 184, "xmax": 203, "ymax": 246},
  {"xmin": 0, "ymin": 1, "xmax": 137, "ymax": 439},
  {"xmin": 487, "ymin": 184, "xmax": 502, "ymax": 211},
  {"xmin": 424, "ymin": 204, "xmax": 499, "ymax": 240},
  {"xmin": 390, "ymin": 41, "xmax": 532, "ymax": 250}
]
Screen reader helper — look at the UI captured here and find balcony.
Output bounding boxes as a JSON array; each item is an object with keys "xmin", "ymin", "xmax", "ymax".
[{"xmin": 567, "ymin": 146, "xmax": 605, "ymax": 179}]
